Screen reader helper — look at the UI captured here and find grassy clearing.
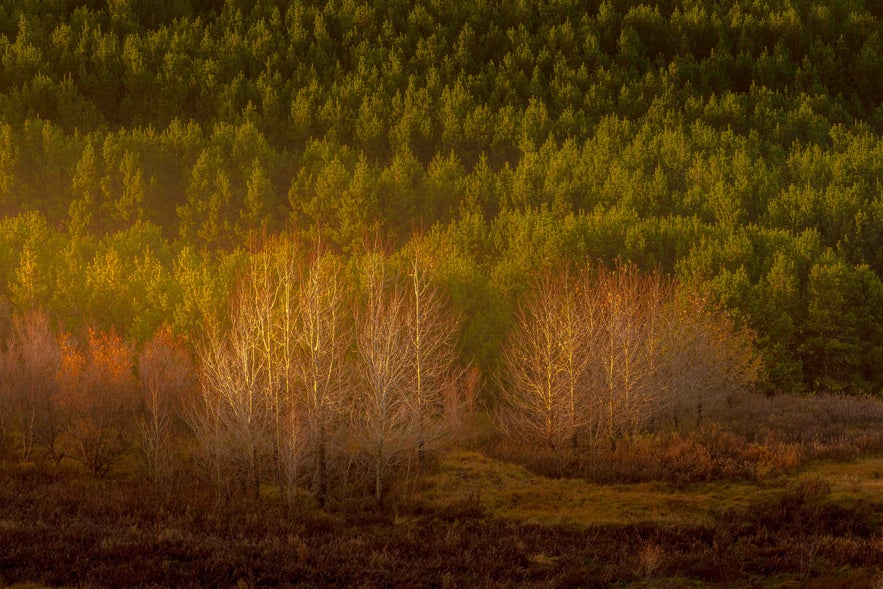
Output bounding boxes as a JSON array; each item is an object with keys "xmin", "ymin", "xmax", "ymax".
[
  {"xmin": 803, "ymin": 455, "xmax": 883, "ymax": 504},
  {"xmin": 420, "ymin": 450, "xmax": 883, "ymax": 530},
  {"xmin": 418, "ymin": 450, "xmax": 781, "ymax": 527}
]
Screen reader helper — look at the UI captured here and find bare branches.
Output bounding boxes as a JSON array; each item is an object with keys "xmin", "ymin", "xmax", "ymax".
[
  {"xmin": 189, "ymin": 239, "xmax": 353, "ymax": 504},
  {"xmin": 56, "ymin": 328, "xmax": 138, "ymax": 477},
  {"xmin": 499, "ymin": 267, "xmax": 591, "ymax": 451},
  {"xmin": 192, "ymin": 267, "xmax": 277, "ymax": 499},
  {"xmin": 137, "ymin": 326, "xmax": 195, "ymax": 487},
  {"xmin": 186, "ymin": 239, "xmax": 466, "ymax": 505},
  {"xmin": 661, "ymin": 293, "xmax": 761, "ymax": 427},
  {"xmin": 588, "ymin": 265, "xmax": 675, "ymax": 445},
  {"xmin": 407, "ymin": 244, "xmax": 462, "ymax": 461},
  {"xmin": 500, "ymin": 262, "xmax": 759, "ymax": 452},
  {"xmin": 347, "ymin": 247, "xmax": 464, "ymax": 504},
  {"xmin": 292, "ymin": 248, "xmax": 349, "ymax": 505},
  {"xmin": 0, "ymin": 309, "xmax": 61, "ymax": 461},
  {"xmin": 352, "ymin": 255, "xmax": 414, "ymax": 505}
]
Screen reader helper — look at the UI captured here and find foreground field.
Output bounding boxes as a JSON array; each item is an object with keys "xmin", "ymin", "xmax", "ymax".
[
  {"xmin": 422, "ymin": 451, "xmax": 883, "ymax": 528},
  {"xmin": 2, "ymin": 450, "xmax": 882, "ymax": 588}
]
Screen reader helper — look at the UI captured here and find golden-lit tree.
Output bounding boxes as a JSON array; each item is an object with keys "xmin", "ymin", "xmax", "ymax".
[
  {"xmin": 351, "ymin": 255, "xmax": 414, "ymax": 506},
  {"xmin": 587, "ymin": 264, "xmax": 674, "ymax": 446},
  {"xmin": 405, "ymin": 245, "xmax": 462, "ymax": 464},
  {"xmin": 499, "ymin": 267, "xmax": 591, "ymax": 451},
  {"xmin": 660, "ymin": 293, "xmax": 761, "ymax": 427},
  {"xmin": 500, "ymin": 262, "xmax": 759, "ymax": 451},
  {"xmin": 245, "ymin": 242, "xmax": 296, "ymax": 491},
  {"xmin": 189, "ymin": 237, "xmax": 306, "ymax": 499},
  {"xmin": 291, "ymin": 248, "xmax": 349, "ymax": 506},
  {"xmin": 193, "ymin": 286, "xmax": 275, "ymax": 499}
]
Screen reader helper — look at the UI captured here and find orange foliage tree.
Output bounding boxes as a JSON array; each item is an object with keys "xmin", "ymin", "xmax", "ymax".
[{"xmin": 56, "ymin": 328, "xmax": 138, "ymax": 477}]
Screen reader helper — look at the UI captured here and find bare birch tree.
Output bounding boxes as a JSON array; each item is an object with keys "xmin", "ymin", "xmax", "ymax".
[
  {"xmin": 499, "ymin": 267, "xmax": 591, "ymax": 451},
  {"xmin": 137, "ymin": 326, "xmax": 195, "ymax": 487},
  {"xmin": 248, "ymin": 242, "xmax": 298, "ymax": 491},
  {"xmin": 291, "ymin": 249, "xmax": 349, "ymax": 506},
  {"xmin": 194, "ymin": 274, "xmax": 276, "ymax": 499},
  {"xmin": 405, "ymin": 245, "xmax": 462, "ymax": 465},
  {"xmin": 352, "ymin": 255, "xmax": 414, "ymax": 506},
  {"xmin": 190, "ymin": 237, "xmax": 358, "ymax": 504},
  {"xmin": 588, "ymin": 264, "xmax": 674, "ymax": 446},
  {"xmin": 501, "ymin": 261, "xmax": 759, "ymax": 452},
  {"xmin": 0, "ymin": 310, "xmax": 61, "ymax": 461}
]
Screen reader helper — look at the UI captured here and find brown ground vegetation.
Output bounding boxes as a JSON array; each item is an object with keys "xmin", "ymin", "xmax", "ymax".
[{"xmin": 1, "ymin": 453, "xmax": 882, "ymax": 588}]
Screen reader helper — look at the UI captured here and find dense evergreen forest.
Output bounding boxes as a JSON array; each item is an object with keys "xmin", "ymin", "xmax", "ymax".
[{"xmin": 2, "ymin": 0, "xmax": 883, "ymax": 396}]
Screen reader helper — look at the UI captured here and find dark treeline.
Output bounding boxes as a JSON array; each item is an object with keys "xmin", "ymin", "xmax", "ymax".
[{"xmin": 2, "ymin": 0, "xmax": 883, "ymax": 394}]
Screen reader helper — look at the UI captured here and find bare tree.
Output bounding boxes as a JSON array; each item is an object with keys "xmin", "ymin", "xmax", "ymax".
[
  {"xmin": 271, "ymin": 244, "xmax": 303, "ymax": 498},
  {"xmin": 0, "ymin": 310, "xmax": 61, "ymax": 461},
  {"xmin": 189, "ymin": 237, "xmax": 354, "ymax": 504},
  {"xmin": 660, "ymin": 293, "xmax": 760, "ymax": 427},
  {"xmin": 499, "ymin": 267, "xmax": 591, "ymax": 451},
  {"xmin": 137, "ymin": 326, "xmax": 195, "ymax": 487},
  {"xmin": 584, "ymin": 265, "xmax": 759, "ymax": 439},
  {"xmin": 245, "ymin": 241, "xmax": 295, "ymax": 492},
  {"xmin": 351, "ymin": 255, "xmax": 414, "ymax": 506},
  {"xmin": 587, "ymin": 264, "xmax": 674, "ymax": 447},
  {"xmin": 189, "ymin": 236, "xmax": 308, "ymax": 500},
  {"xmin": 291, "ymin": 249, "xmax": 349, "ymax": 506},
  {"xmin": 195, "ymin": 300, "xmax": 274, "ymax": 499},
  {"xmin": 185, "ymin": 352, "xmax": 233, "ymax": 497},
  {"xmin": 501, "ymin": 261, "xmax": 761, "ymax": 452},
  {"xmin": 57, "ymin": 328, "xmax": 138, "ymax": 477},
  {"xmin": 405, "ymin": 245, "xmax": 462, "ymax": 465}
]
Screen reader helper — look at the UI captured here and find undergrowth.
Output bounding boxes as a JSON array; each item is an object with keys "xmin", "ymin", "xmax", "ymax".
[
  {"xmin": 1, "ymin": 456, "xmax": 883, "ymax": 588},
  {"xmin": 3, "ymin": 392, "xmax": 883, "ymax": 587}
]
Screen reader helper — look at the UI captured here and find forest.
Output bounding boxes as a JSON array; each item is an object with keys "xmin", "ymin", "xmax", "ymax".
[{"xmin": 3, "ymin": 0, "xmax": 883, "ymax": 586}]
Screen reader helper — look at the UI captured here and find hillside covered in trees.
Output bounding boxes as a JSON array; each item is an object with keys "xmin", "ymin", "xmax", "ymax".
[
  {"xmin": 4, "ymin": 0, "xmax": 883, "ymax": 397},
  {"xmin": 6, "ymin": 1, "xmax": 883, "ymax": 585}
]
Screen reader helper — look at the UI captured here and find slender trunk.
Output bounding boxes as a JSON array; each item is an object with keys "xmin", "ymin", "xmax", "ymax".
[
  {"xmin": 22, "ymin": 406, "xmax": 36, "ymax": 460},
  {"xmin": 251, "ymin": 444, "xmax": 261, "ymax": 502},
  {"xmin": 316, "ymin": 423, "xmax": 327, "ymax": 507},
  {"xmin": 375, "ymin": 438, "xmax": 384, "ymax": 507}
]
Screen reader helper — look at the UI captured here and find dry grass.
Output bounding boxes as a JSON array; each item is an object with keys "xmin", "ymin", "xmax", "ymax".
[
  {"xmin": 803, "ymin": 456, "xmax": 883, "ymax": 504},
  {"xmin": 486, "ymin": 424, "xmax": 806, "ymax": 486},
  {"xmin": 417, "ymin": 450, "xmax": 778, "ymax": 527},
  {"xmin": 2, "ymin": 450, "xmax": 883, "ymax": 587},
  {"xmin": 723, "ymin": 392, "xmax": 883, "ymax": 448},
  {"xmin": 3, "ymin": 392, "xmax": 883, "ymax": 587}
]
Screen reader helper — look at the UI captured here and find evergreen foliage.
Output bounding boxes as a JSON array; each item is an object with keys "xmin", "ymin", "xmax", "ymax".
[{"xmin": 2, "ymin": 0, "xmax": 883, "ymax": 393}]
